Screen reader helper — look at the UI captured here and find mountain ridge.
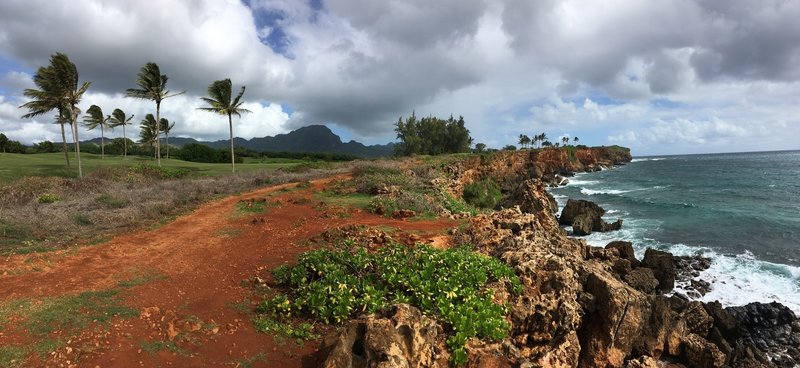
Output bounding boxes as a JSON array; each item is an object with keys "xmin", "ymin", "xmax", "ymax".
[{"xmin": 83, "ymin": 125, "xmax": 395, "ymax": 158}]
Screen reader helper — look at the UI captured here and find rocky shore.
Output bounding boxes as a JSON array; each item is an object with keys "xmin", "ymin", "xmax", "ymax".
[{"xmin": 323, "ymin": 147, "xmax": 799, "ymax": 368}]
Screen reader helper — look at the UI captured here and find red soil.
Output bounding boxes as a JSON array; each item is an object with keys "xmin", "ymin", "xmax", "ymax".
[{"xmin": 0, "ymin": 175, "xmax": 458, "ymax": 367}]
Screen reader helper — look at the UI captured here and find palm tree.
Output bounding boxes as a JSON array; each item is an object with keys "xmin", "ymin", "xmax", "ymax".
[
  {"xmin": 126, "ymin": 62, "xmax": 184, "ymax": 166},
  {"xmin": 139, "ymin": 114, "xmax": 158, "ymax": 157},
  {"xmin": 20, "ymin": 57, "xmax": 70, "ymax": 173},
  {"xmin": 573, "ymin": 137, "xmax": 579, "ymax": 145},
  {"xmin": 108, "ymin": 109, "xmax": 134, "ymax": 158},
  {"xmin": 540, "ymin": 133, "xmax": 548, "ymax": 148},
  {"xmin": 160, "ymin": 118, "xmax": 175, "ymax": 159},
  {"xmin": 83, "ymin": 105, "xmax": 111, "ymax": 158},
  {"xmin": 20, "ymin": 53, "xmax": 90, "ymax": 177},
  {"xmin": 562, "ymin": 136, "xmax": 570, "ymax": 146},
  {"xmin": 197, "ymin": 79, "xmax": 251, "ymax": 173}
]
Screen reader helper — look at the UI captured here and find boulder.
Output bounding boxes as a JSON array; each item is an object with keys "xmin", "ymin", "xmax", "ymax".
[
  {"xmin": 321, "ymin": 304, "xmax": 448, "ymax": 368},
  {"xmin": 681, "ymin": 333, "xmax": 726, "ymax": 368},
  {"xmin": 606, "ymin": 241, "xmax": 639, "ymax": 266},
  {"xmin": 559, "ymin": 199, "xmax": 605, "ymax": 226},
  {"xmin": 559, "ymin": 199, "xmax": 623, "ymax": 235},
  {"xmin": 624, "ymin": 268, "xmax": 659, "ymax": 294},
  {"xmin": 642, "ymin": 249, "xmax": 676, "ymax": 292},
  {"xmin": 725, "ymin": 302, "xmax": 800, "ymax": 366},
  {"xmin": 578, "ymin": 265, "xmax": 651, "ymax": 367},
  {"xmin": 625, "ymin": 356, "xmax": 660, "ymax": 368},
  {"xmin": 596, "ymin": 218, "xmax": 623, "ymax": 232},
  {"xmin": 572, "ymin": 214, "xmax": 594, "ymax": 236}
]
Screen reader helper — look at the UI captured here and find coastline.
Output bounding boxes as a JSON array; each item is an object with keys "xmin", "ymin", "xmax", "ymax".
[
  {"xmin": 445, "ymin": 147, "xmax": 800, "ymax": 367},
  {"xmin": 550, "ymin": 155, "xmax": 800, "ymax": 314},
  {"xmin": 320, "ymin": 147, "xmax": 799, "ymax": 367}
]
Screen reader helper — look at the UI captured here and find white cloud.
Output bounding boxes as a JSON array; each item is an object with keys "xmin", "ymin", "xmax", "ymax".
[{"xmin": 1, "ymin": 0, "xmax": 799, "ymax": 155}]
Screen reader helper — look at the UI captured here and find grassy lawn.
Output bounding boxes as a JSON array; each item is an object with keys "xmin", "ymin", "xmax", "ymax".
[{"xmin": 0, "ymin": 153, "xmax": 306, "ymax": 182}]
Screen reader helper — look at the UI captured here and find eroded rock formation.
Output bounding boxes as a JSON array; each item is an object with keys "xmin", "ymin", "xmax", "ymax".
[
  {"xmin": 558, "ymin": 198, "xmax": 624, "ymax": 236},
  {"xmin": 321, "ymin": 148, "xmax": 799, "ymax": 368}
]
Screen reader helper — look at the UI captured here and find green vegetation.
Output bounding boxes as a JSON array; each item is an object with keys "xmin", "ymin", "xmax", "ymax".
[
  {"xmin": 0, "ymin": 345, "xmax": 27, "ymax": 368},
  {"xmin": 462, "ymin": 178, "xmax": 502, "ymax": 209},
  {"xmin": 116, "ymin": 268, "xmax": 168, "ymax": 288},
  {"xmin": 235, "ymin": 199, "xmax": 273, "ymax": 214},
  {"xmin": 140, "ymin": 340, "xmax": 186, "ymax": 356},
  {"xmin": 394, "ymin": 112, "xmax": 473, "ymax": 156},
  {"xmin": 36, "ymin": 193, "xmax": 60, "ymax": 203},
  {"xmin": 0, "ymin": 290, "xmax": 138, "ymax": 336},
  {"xmin": 0, "ymin": 152, "xmax": 306, "ymax": 182},
  {"xmin": 252, "ymin": 315, "xmax": 318, "ymax": 341},
  {"xmin": 260, "ymin": 242, "xmax": 521, "ymax": 365}
]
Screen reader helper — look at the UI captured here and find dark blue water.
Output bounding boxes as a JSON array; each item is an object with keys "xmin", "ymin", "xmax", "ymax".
[{"xmin": 549, "ymin": 151, "xmax": 800, "ymax": 312}]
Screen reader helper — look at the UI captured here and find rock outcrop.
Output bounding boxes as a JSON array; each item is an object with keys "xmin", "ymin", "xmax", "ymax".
[
  {"xmin": 558, "ymin": 199, "xmax": 623, "ymax": 235},
  {"xmin": 322, "ymin": 304, "xmax": 449, "ymax": 368},
  {"xmin": 322, "ymin": 147, "xmax": 800, "ymax": 368}
]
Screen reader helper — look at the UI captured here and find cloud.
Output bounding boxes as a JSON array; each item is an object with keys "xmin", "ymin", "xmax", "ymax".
[{"xmin": 1, "ymin": 0, "xmax": 799, "ymax": 154}]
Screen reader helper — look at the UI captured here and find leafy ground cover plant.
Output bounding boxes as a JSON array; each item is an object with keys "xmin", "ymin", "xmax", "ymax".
[{"xmin": 257, "ymin": 241, "xmax": 521, "ymax": 365}]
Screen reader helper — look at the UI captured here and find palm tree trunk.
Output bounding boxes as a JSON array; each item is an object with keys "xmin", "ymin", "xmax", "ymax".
[
  {"xmin": 122, "ymin": 124, "xmax": 127, "ymax": 158},
  {"xmin": 229, "ymin": 113, "xmax": 235, "ymax": 173},
  {"xmin": 100, "ymin": 125, "xmax": 105, "ymax": 159},
  {"xmin": 155, "ymin": 101, "xmax": 162, "ymax": 166},
  {"xmin": 72, "ymin": 112, "xmax": 83, "ymax": 179},
  {"xmin": 59, "ymin": 121, "xmax": 71, "ymax": 174},
  {"xmin": 165, "ymin": 133, "xmax": 170, "ymax": 159}
]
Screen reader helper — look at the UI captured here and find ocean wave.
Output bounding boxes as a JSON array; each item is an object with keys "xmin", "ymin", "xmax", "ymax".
[
  {"xmin": 582, "ymin": 219, "xmax": 800, "ymax": 313},
  {"xmin": 634, "ymin": 242, "xmax": 800, "ymax": 314},
  {"xmin": 631, "ymin": 157, "xmax": 667, "ymax": 162},
  {"xmin": 581, "ymin": 188, "xmax": 630, "ymax": 195},
  {"xmin": 567, "ymin": 179, "xmax": 600, "ymax": 186}
]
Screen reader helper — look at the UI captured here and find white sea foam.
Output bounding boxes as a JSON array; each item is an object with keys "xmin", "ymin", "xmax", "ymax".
[
  {"xmin": 631, "ymin": 158, "xmax": 667, "ymax": 162},
  {"xmin": 674, "ymin": 247, "xmax": 800, "ymax": 314},
  {"xmin": 576, "ymin": 206, "xmax": 800, "ymax": 313},
  {"xmin": 567, "ymin": 178, "xmax": 600, "ymax": 186},
  {"xmin": 581, "ymin": 188, "xmax": 630, "ymax": 195}
]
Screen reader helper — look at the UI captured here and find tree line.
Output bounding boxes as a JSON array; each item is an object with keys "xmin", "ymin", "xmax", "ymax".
[
  {"xmin": 393, "ymin": 112, "xmax": 473, "ymax": 156},
  {"xmin": 17, "ymin": 52, "xmax": 250, "ymax": 178}
]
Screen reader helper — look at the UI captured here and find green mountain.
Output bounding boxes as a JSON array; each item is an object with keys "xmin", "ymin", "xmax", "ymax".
[{"xmin": 86, "ymin": 125, "xmax": 395, "ymax": 158}]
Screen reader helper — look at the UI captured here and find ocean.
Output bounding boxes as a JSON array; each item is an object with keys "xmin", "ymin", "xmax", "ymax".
[{"xmin": 548, "ymin": 150, "xmax": 800, "ymax": 313}]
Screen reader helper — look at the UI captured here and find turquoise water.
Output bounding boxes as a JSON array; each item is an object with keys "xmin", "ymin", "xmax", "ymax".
[{"xmin": 549, "ymin": 150, "xmax": 800, "ymax": 312}]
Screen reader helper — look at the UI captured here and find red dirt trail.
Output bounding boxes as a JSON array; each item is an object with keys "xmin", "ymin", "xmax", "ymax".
[{"xmin": 0, "ymin": 176, "xmax": 458, "ymax": 367}]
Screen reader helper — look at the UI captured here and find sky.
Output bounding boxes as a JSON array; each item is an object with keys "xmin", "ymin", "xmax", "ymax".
[{"xmin": 1, "ymin": 0, "xmax": 799, "ymax": 156}]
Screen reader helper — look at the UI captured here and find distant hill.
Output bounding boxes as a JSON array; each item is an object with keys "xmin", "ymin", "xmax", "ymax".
[{"xmin": 83, "ymin": 125, "xmax": 395, "ymax": 158}]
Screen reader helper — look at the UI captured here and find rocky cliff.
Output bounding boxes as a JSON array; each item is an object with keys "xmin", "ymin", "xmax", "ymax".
[{"xmin": 323, "ymin": 147, "xmax": 799, "ymax": 368}]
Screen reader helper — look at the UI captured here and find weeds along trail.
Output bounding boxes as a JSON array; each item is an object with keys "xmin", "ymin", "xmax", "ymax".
[{"xmin": 0, "ymin": 170, "xmax": 458, "ymax": 367}]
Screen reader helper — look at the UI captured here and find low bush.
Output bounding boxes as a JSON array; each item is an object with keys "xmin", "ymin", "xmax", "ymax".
[
  {"xmin": 36, "ymin": 193, "xmax": 59, "ymax": 204},
  {"xmin": 260, "ymin": 242, "xmax": 521, "ymax": 365},
  {"xmin": 462, "ymin": 178, "xmax": 502, "ymax": 209}
]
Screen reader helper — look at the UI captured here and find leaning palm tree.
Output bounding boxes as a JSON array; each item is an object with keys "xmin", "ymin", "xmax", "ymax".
[
  {"xmin": 108, "ymin": 108, "xmax": 134, "ymax": 158},
  {"xmin": 53, "ymin": 53, "xmax": 90, "ymax": 178},
  {"xmin": 159, "ymin": 118, "xmax": 175, "ymax": 159},
  {"xmin": 139, "ymin": 114, "xmax": 158, "ymax": 158},
  {"xmin": 20, "ymin": 53, "xmax": 90, "ymax": 177},
  {"xmin": 126, "ymin": 62, "xmax": 184, "ymax": 166},
  {"xmin": 20, "ymin": 59, "xmax": 71, "ymax": 173},
  {"xmin": 83, "ymin": 105, "xmax": 111, "ymax": 158},
  {"xmin": 197, "ymin": 79, "xmax": 251, "ymax": 173}
]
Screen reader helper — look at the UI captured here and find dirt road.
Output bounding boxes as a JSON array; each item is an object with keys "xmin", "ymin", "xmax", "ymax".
[{"xmin": 0, "ymin": 176, "xmax": 456, "ymax": 367}]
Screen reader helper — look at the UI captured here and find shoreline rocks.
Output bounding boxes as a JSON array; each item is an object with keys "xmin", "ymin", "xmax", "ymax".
[
  {"xmin": 558, "ymin": 198, "xmax": 624, "ymax": 236},
  {"xmin": 321, "ymin": 148, "xmax": 800, "ymax": 368}
]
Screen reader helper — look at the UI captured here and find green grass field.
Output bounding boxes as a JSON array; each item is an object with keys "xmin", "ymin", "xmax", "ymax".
[{"xmin": 0, "ymin": 153, "xmax": 307, "ymax": 182}]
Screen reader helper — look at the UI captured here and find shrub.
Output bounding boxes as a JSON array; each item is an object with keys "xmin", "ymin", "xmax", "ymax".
[
  {"xmin": 36, "ymin": 193, "xmax": 60, "ymax": 204},
  {"xmin": 261, "ymin": 242, "xmax": 521, "ymax": 365},
  {"xmin": 462, "ymin": 178, "xmax": 502, "ymax": 209},
  {"xmin": 351, "ymin": 165, "xmax": 407, "ymax": 195}
]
